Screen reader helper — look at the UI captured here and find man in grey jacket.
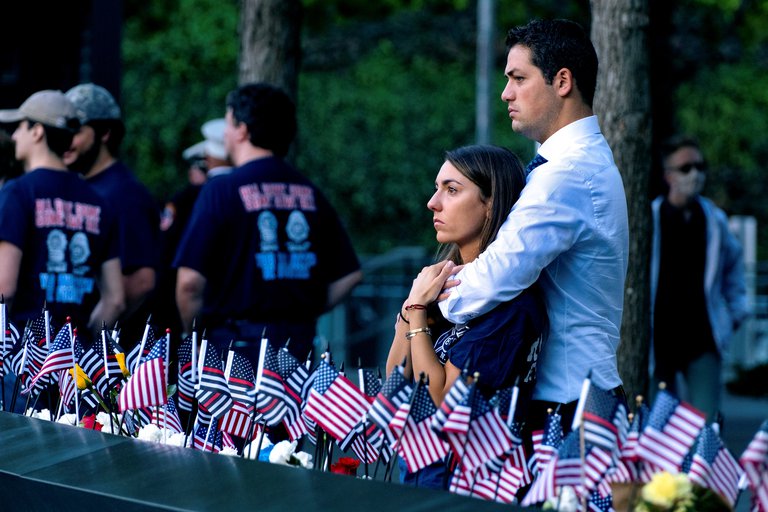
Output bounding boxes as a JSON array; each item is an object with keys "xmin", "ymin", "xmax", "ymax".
[{"xmin": 651, "ymin": 135, "xmax": 749, "ymax": 421}]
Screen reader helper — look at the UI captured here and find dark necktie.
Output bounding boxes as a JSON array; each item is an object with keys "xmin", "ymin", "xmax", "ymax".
[{"xmin": 525, "ymin": 153, "xmax": 548, "ymax": 175}]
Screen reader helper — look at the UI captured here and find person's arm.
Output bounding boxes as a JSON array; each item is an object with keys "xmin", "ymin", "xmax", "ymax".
[
  {"xmin": 439, "ymin": 173, "xmax": 581, "ymax": 324},
  {"xmin": 719, "ymin": 215, "xmax": 750, "ymax": 328},
  {"xmin": 176, "ymin": 266, "xmax": 206, "ymax": 335},
  {"xmin": 90, "ymin": 257, "xmax": 126, "ymax": 337},
  {"xmin": 326, "ymin": 269, "xmax": 363, "ymax": 311},
  {"xmin": 0, "ymin": 241, "xmax": 22, "ymax": 313},
  {"xmin": 398, "ymin": 261, "xmax": 461, "ymax": 405},
  {"xmin": 385, "ymin": 306, "xmax": 413, "ymax": 380},
  {"xmin": 122, "ymin": 267, "xmax": 156, "ymax": 318}
]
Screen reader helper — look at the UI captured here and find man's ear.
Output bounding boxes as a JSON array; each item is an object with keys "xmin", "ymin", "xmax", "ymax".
[
  {"xmin": 30, "ymin": 122, "xmax": 45, "ymax": 143},
  {"xmin": 554, "ymin": 68, "xmax": 574, "ymax": 98}
]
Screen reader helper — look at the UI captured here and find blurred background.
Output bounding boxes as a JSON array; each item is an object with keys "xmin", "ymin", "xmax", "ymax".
[{"xmin": 1, "ymin": 0, "xmax": 768, "ymax": 393}]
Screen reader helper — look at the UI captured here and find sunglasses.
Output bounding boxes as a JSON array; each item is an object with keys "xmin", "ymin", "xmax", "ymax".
[{"xmin": 670, "ymin": 161, "xmax": 707, "ymax": 174}]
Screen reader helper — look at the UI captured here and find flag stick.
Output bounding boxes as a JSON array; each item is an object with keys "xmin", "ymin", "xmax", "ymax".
[
  {"xmin": 9, "ymin": 320, "xmax": 32, "ymax": 413},
  {"xmin": 0, "ymin": 295, "xmax": 6, "ymax": 411},
  {"xmin": 133, "ymin": 315, "xmax": 152, "ymax": 374},
  {"xmin": 357, "ymin": 362, "xmax": 369, "ymax": 478},
  {"xmin": 67, "ymin": 321, "xmax": 79, "ymax": 422},
  {"xmin": 163, "ymin": 329, "xmax": 170, "ymax": 444},
  {"xmin": 202, "ymin": 417, "xmax": 215, "ymax": 452}
]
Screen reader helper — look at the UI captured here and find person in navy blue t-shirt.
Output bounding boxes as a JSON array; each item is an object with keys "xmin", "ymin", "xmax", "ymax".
[
  {"xmin": 63, "ymin": 83, "xmax": 160, "ymax": 347},
  {"xmin": 0, "ymin": 90, "xmax": 124, "ymax": 342},
  {"xmin": 174, "ymin": 83, "xmax": 361, "ymax": 364}
]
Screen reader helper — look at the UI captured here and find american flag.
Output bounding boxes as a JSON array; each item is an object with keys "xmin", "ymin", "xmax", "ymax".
[
  {"xmin": 196, "ymin": 345, "xmax": 233, "ymax": 420},
  {"xmin": 637, "ymin": 389, "xmax": 706, "ymax": 473},
  {"xmin": 685, "ymin": 425, "xmax": 743, "ymax": 507},
  {"xmin": 192, "ymin": 421, "xmax": 223, "ymax": 452},
  {"xmin": 368, "ymin": 364, "xmax": 413, "ymax": 445},
  {"xmin": 608, "ymin": 402, "xmax": 659, "ymax": 484},
  {"xmin": 581, "ymin": 383, "xmax": 628, "ymax": 453},
  {"xmin": 219, "ymin": 400, "xmax": 256, "ymax": 440},
  {"xmin": 126, "ymin": 324, "xmax": 157, "ymax": 373},
  {"xmin": 336, "ymin": 368, "xmax": 385, "ymax": 463},
  {"xmin": 151, "ymin": 395, "xmax": 184, "ymax": 433},
  {"xmin": 338, "ymin": 419, "xmax": 383, "ymax": 464},
  {"xmin": 450, "ymin": 457, "xmax": 526, "ymax": 503},
  {"xmin": 554, "ymin": 430, "xmax": 614, "ymax": 496},
  {"xmin": 439, "ymin": 384, "xmax": 514, "ymax": 474},
  {"xmin": 0, "ymin": 320, "xmax": 19, "ymax": 379},
  {"xmin": 118, "ymin": 336, "xmax": 167, "ymax": 411},
  {"xmin": 389, "ymin": 380, "xmax": 449, "ymax": 473},
  {"xmin": 176, "ymin": 336, "xmax": 197, "ymax": 412},
  {"xmin": 587, "ymin": 490, "xmax": 614, "ymax": 512},
  {"xmin": 359, "ymin": 368, "xmax": 382, "ymax": 398},
  {"xmin": 58, "ymin": 368, "xmax": 77, "ymax": 411},
  {"xmin": 102, "ymin": 331, "xmax": 127, "ymax": 389},
  {"xmin": 432, "ymin": 374, "xmax": 471, "ymax": 435},
  {"xmin": 12, "ymin": 318, "xmax": 49, "ymax": 395},
  {"xmin": 740, "ymin": 419, "xmax": 768, "ymax": 512},
  {"xmin": 276, "ymin": 347, "xmax": 309, "ymax": 440},
  {"xmin": 531, "ymin": 410, "xmax": 564, "ymax": 475},
  {"xmin": 303, "ymin": 360, "xmax": 371, "ymax": 442},
  {"xmin": 227, "ymin": 351, "xmax": 256, "ymax": 405},
  {"xmin": 254, "ymin": 342, "xmax": 287, "ymax": 425},
  {"xmin": 79, "ymin": 344, "xmax": 110, "ymax": 399},
  {"xmin": 520, "ymin": 443, "xmax": 558, "ymax": 506},
  {"xmin": 27, "ymin": 323, "xmax": 77, "ymax": 390}
]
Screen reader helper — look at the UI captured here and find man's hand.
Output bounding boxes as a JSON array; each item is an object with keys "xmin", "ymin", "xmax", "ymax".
[
  {"xmin": 406, "ymin": 261, "xmax": 463, "ymax": 306},
  {"xmin": 437, "ymin": 266, "xmax": 463, "ymax": 301}
]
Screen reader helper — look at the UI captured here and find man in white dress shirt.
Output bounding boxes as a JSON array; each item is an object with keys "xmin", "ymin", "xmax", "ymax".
[{"xmin": 439, "ymin": 19, "xmax": 630, "ymax": 432}]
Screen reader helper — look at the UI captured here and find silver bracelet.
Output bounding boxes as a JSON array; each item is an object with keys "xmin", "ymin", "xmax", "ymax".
[{"xmin": 405, "ymin": 327, "xmax": 432, "ymax": 341}]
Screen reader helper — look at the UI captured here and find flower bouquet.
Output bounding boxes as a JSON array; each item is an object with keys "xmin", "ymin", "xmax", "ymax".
[{"xmin": 613, "ymin": 472, "xmax": 731, "ymax": 512}]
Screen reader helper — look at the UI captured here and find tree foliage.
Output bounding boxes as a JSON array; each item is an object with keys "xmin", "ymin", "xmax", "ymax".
[{"xmin": 121, "ymin": 0, "xmax": 239, "ymax": 197}]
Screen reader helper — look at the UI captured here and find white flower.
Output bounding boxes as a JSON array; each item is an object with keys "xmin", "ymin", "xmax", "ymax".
[
  {"xmin": 269, "ymin": 440, "xmax": 298, "ymax": 465},
  {"xmin": 57, "ymin": 413, "xmax": 79, "ymax": 426},
  {"xmin": 137, "ymin": 423, "xmax": 163, "ymax": 443},
  {"xmin": 268, "ymin": 440, "xmax": 312, "ymax": 468},
  {"xmin": 166, "ymin": 432, "xmax": 187, "ymax": 447},
  {"xmin": 292, "ymin": 450, "xmax": 313, "ymax": 469},
  {"xmin": 543, "ymin": 486, "xmax": 579, "ymax": 511},
  {"xmin": 219, "ymin": 446, "xmax": 239, "ymax": 457},
  {"xmin": 27, "ymin": 408, "xmax": 53, "ymax": 421}
]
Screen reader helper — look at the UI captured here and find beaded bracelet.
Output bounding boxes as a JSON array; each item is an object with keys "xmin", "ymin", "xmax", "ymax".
[{"xmin": 405, "ymin": 327, "xmax": 432, "ymax": 341}]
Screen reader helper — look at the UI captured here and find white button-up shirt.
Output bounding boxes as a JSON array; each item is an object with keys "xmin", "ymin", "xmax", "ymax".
[{"xmin": 439, "ymin": 116, "xmax": 629, "ymax": 403}]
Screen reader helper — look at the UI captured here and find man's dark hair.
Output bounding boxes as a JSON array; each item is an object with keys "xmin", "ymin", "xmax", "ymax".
[
  {"xmin": 659, "ymin": 135, "xmax": 701, "ymax": 163},
  {"xmin": 29, "ymin": 120, "xmax": 78, "ymax": 158},
  {"xmin": 505, "ymin": 19, "xmax": 598, "ymax": 108},
  {"xmin": 225, "ymin": 83, "xmax": 296, "ymax": 157},
  {"xmin": 89, "ymin": 119, "xmax": 125, "ymax": 156}
]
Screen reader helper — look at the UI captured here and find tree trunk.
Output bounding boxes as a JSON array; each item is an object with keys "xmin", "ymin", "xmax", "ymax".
[
  {"xmin": 590, "ymin": 0, "xmax": 652, "ymax": 404},
  {"xmin": 238, "ymin": 0, "xmax": 302, "ymax": 100}
]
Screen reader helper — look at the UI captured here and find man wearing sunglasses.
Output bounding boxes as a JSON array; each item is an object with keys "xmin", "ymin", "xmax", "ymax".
[{"xmin": 650, "ymin": 135, "xmax": 749, "ymax": 422}]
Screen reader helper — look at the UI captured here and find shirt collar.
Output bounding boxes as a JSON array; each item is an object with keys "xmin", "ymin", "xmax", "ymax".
[{"xmin": 537, "ymin": 116, "xmax": 600, "ymax": 162}]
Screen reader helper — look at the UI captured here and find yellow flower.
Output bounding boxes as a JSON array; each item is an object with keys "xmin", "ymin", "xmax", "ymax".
[
  {"xmin": 68, "ymin": 365, "xmax": 92, "ymax": 390},
  {"xmin": 640, "ymin": 471, "xmax": 691, "ymax": 509},
  {"xmin": 115, "ymin": 352, "xmax": 130, "ymax": 378}
]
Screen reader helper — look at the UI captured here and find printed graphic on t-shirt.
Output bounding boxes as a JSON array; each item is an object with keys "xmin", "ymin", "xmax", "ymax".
[
  {"xmin": 239, "ymin": 182, "xmax": 317, "ymax": 212},
  {"xmin": 35, "ymin": 198, "xmax": 102, "ymax": 234},
  {"xmin": 523, "ymin": 335, "xmax": 543, "ymax": 384},
  {"xmin": 241, "ymin": 183, "xmax": 318, "ymax": 282},
  {"xmin": 35, "ymin": 197, "xmax": 100, "ymax": 305}
]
